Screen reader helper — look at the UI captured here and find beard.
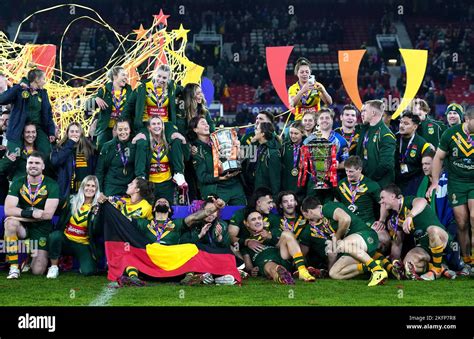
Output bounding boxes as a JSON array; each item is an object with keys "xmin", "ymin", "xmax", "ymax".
[{"xmin": 154, "ymin": 204, "xmax": 170, "ymax": 214}]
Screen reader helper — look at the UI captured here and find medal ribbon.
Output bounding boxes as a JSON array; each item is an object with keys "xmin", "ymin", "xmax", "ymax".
[
  {"xmin": 154, "ymin": 218, "xmax": 171, "ymax": 243},
  {"xmin": 27, "ymin": 175, "xmax": 44, "ymax": 206},
  {"xmin": 310, "ymin": 218, "xmax": 335, "ymax": 239},
  {"xmin": 111, "ymin": 88, "xmax": 124, "ymax": 117},
  {"xmin": 293, "ymin": 143, "xmax": 301, "ymax": 168},
  {"xmin": 348, "ymin": 177, "xmax": 361, "ymax": 205},
  {"xmin": 464, "ymin": 123, "xmax": 474, "ymax": 147},
  {"xmin": 116, "ymin": 143, "xmax": 128, "ymax": 170},
  {"xmin": 399, "ymin": 134, "xmax": 415, "ymax": 163},
  {"xmin": 153, "ymin": 83, "xmax": 166, "ymax": 107}
]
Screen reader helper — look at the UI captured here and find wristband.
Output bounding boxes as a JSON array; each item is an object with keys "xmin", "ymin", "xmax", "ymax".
[{"xmin": 21, "ymin": 209, "xmax": 34, "ymax": 218}]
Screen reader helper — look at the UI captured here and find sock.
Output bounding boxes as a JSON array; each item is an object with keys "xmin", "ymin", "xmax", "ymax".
[
  {"xmin": 373, "ymin": 252, "xmax": 393, "ymax": 272},
  {"xmin": 357, "ymin": 263, "xmax": 369, "ymax": 273},
  {"xmin": 365, "ymin": 259, "xmax": 383, "ymax": 272},
  {"xmin": 462, "ymin": 256, "xmax": 471, "ymax": 264},
  {"xmin": 430, "ymin": 245, "xmax": 444, "ymax": 272},
  {"xmin": 125, "ymin": 266, "xmax": 138, "ymax": 277},
  {"xmin": 6, "ymin": 235, "xmax": 19, "ymax": 267},
  {"xmin": 292, "ymin": 252, "xmax": 307, "ymax": 271}
]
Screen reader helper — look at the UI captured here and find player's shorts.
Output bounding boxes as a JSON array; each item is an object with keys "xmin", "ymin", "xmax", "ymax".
[
  {"xmin": 25, "ymin": 221, "xmax": 52, "ymax": 251},
  {"xmin": 413, "ymin": 206, "xmax": 445, "ymax": 236},
  {"xmin": 253, "ymin": 247, "xmax": 292, "ymax": 275},
  {"xmin": 414, "ymin": 226, "xmax": 451, "ymax": 254},
  {"xmin": 347, "ymin": 229, "xmax": 379, "ymax": 257},
  {"xmin": 447, "ymin": 180, "xmax": 474, "ymax": 207}
]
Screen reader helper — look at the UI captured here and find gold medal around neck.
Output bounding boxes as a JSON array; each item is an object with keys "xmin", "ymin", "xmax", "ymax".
[
  {"xmin": 348, "ymin": 204, "xmax": 358, "ymax": 213},
  {"xmin": 291, "ymin": 168, "xmax": 298, "ymax": 176},
  {"xmin": 123, "ymin": 168, "xmax": 127, "ymax": 175}
]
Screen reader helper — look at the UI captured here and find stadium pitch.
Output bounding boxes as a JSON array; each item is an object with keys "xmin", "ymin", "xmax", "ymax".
[{"xmin": 1, "ymin": 272, "xmax": 472, "ymax": 306}]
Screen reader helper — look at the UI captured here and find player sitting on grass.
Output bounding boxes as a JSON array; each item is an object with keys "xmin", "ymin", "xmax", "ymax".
[
  {"xmin": 241, "ymin": 209, "xmax": 315, "ymax": 285},
  {"xmin": 378, "ymin": 184, "xmax": 452, "ymax": 281}
]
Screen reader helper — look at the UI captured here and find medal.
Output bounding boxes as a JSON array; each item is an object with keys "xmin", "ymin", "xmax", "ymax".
[
  {"xmin": 111, "ymin": 88, "xmax": 124, "ymax": 118},
  {"xmin": 348, "ymin": 204, "xmax": 358, "ymax": 213},
  {"xmin": 348, "ymin": 177, "xmax": 361, "ymax": 209},
  {"xmin": 27, "ymin": 175, "xmax": 44, "ymax": 206},
  {"xmin": 116, "ymin": 143, "xmax": 128, "ymax": 176},
  {"xmin": 291, "ymin": 143, "xmax": 301, "ymax": 177}
]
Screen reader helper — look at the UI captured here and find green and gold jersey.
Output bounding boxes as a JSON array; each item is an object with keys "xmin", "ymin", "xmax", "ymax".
[
  {"xmin": 114, "ymin": 197, "xmax": 153, "ymax": 221},
  {"xmin": 438, "ymin": 123, "xmax": 474, "ymax": 183},
  {"xmin": 109, "ymin": 88, "xmax": 128, "ymax": 128},
  {"xmin": 8, "ymin": 175, "xmax": 59, "ymax": 211},
  {"xmin": 64, "ymin": 203, "xmax": 91, "ymax": 245},
  {"xmin": 334, "ymin": 125, "xmax": 361, "ymax": 155},
  {"xmin": 322, "ymin": 201, "xmax": 369, "ymax": 235},
  {"xmin": 336, "ymin": 175, "xmax": 381, "ymax": 224},
  {"xmin": 145, "ymin": 218, "xmax": 187, "ymax": 246},
  {"xmin": 230, "ymin": 208, "xmax": 280, "ymax": 244},
  {"xmin": 298, "ymin": 218, "xmax": 334, "ymax": 259},
  {"xmin": 143, "ymin": 80, "xmax": 170, "ymax": 122},
  {"xmin": 278, "ymin": 215, "xmax": 306, "ymax": 239},
  {"xmin": 386, "ymin": 196, "xmax": 444, "ymax": 239}
]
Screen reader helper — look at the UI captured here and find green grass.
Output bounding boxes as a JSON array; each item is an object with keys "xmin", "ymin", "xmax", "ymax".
[{"xmin": 1, "ymin": 272, "xmax": 473, "ymax": 306}]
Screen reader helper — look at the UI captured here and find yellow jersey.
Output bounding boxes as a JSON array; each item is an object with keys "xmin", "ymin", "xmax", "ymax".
[
  {"xmin": 109, "ymin": 88, "xmax": 128, "ymax": 128},
  {"xmin": 64, "ymin": 203, "xmax": 91, "ymax": 245},
  {"xmin": 143, "ymin": 81, "xmax": 169, "ymax": 122},
  {"xmin": 288, "ymin": 82, "xmax": 321, "ymax": 120},
  {"xmin": 149, "ymin": 143, "xmax": 172, "ymax": 183},
  {"xmin": 115, "ymin": 197, "xmax": 153, "ymax": 221}
]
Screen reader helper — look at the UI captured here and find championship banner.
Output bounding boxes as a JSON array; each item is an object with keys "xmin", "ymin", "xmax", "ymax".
[{"xmin": 102, "ymin": 202, "xmax": 241, "ymax": 282}]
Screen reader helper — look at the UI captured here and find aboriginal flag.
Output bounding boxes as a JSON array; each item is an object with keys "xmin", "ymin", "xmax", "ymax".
[{"xmin": 102, "ymin": 202, "xmax": 241, "ymax": 282}]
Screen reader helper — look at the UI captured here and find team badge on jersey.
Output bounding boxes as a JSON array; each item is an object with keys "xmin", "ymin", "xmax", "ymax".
[{"xmin": 410, "ymin": 149, "xmax": 416, "ymax": 158}]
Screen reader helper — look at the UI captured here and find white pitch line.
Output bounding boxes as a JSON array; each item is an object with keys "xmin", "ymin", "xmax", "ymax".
[{"xmin": 89, "ymin": 284, "xmax": 118, "ymax": 306}]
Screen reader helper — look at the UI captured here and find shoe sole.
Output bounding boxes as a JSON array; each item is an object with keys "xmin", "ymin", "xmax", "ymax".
[{"xmin": 276, "ymin": 266, "xmax": 295, "ymax": 285}]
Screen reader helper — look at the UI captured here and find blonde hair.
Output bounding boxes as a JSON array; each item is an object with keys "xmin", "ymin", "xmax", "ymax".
[
  {"xmin": 70, "ymin": 175, "xmax": 100, "ymax": 215},
  {"xmin": 147, "ymin": 116, "xmax": 169, "ymax": 153},
  {"xmin": 365, "ymin": 99, "xmax": 384, "ymax": 114},
  {"xmin": 107, "ymin": 66, "xmax": 126, "ymax": 83}
]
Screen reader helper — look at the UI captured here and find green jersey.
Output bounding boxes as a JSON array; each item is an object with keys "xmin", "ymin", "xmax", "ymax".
[
  {"xmin": 418, "ymin": 117, "xmax": 446, "ymax": 148},
  {"xmin": 136, "ymin": 218, "xmax": 189, "ymax": 245},
  {"xmin": 277, "ymin": 215, "xmax": 306, "ymax": 240},
  {"xmin": 8, "ymin": 175, "xmax": 59, "ymax": 211},
  {"xmin": 438, "ymin": 124, "xmax": 474, "ymax": 184},
  {"xmin": 230, "ymin": 208, "xmax": 280, "ymax": 246},
  {"xmin": 386, "ymin": 196, "xmax": 444, "ymax": 239},
  {"xmin": 336, "ymin": 175, "xmax": 381, "ymax": 224}
]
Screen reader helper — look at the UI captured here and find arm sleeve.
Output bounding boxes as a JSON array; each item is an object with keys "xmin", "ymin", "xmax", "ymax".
[
  {"xmin": 192, "ymin": 151, "xmax": 218, "ymax": 185},
  {"xmin": 0, "ymin": 85, "xmax": 19, "ymax": 105},
  {"xmin": 50, "ymin": 140, "xmax": 75, "ymax": 167},
  {"xmin": 438, "ymin": 129, "xmax": 450, "ymax": 153}
]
